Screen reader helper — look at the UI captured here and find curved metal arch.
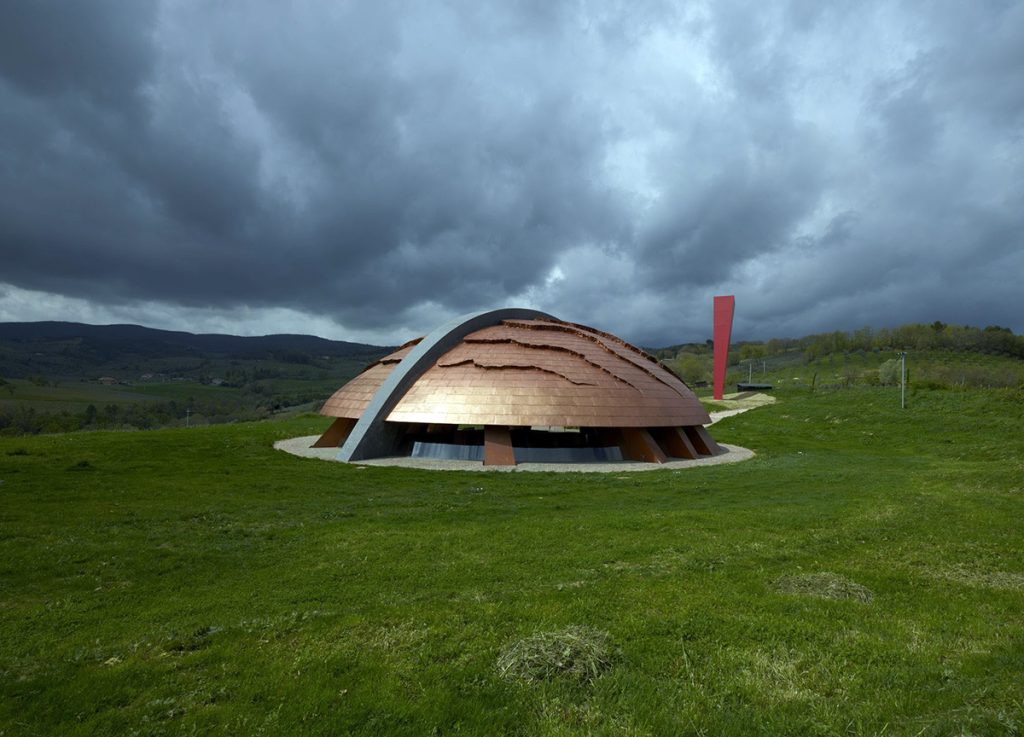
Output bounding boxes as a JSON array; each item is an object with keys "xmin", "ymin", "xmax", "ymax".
[{"xmin": 337, "ymin": 307, "xmax": 555, "ymax": 462}]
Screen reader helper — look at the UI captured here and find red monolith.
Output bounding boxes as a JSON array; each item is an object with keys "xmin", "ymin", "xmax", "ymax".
[{"xmin": 713, "ymin": 295, "xmax": 735, "ymax": 400}]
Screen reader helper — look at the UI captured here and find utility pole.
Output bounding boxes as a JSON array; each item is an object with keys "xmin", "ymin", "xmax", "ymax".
[
  {"xmin": 748, "ymin": 361, "xmax": 753, "ymax": 383},
  {"xmin": 898, "ymin": 352, "xmax": 906, "ymax": 409},
  {"xmin": 186, "ymin": 408, "xmax": 191, "ymax": 428}
]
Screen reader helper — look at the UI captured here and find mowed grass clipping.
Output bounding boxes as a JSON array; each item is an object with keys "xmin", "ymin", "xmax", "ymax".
[
  {"xmin": 774, "ymin": 572, "xmax": 874, "ymax": 603},
  {"xmin": 1, "ymin": 385, "xmax": 1023, "ymax": 736},
  {"xmin": 497, "ymin": 626, "xmax": 618, "ymax": 684}
]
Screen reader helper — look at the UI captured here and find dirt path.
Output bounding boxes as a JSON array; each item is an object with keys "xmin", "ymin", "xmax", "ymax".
[{"xmin": 708, "ymin": 392, "xmax": 775, "ymax": 425}]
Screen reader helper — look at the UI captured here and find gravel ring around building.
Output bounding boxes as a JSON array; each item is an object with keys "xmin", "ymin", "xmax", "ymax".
[
  {"xmin": 274, "ymin": 395, "xmax": 769, "ymax": 472},
  {"xmin": 273, "ymin": 435, "xmax": 754, "ymax": 473}
]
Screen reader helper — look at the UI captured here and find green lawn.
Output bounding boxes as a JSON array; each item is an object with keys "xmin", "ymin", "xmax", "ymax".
[
  {"xmin": 0, "ymin": 379, "xmax": 249, "ymax": 417},
  {"xmin": 1, "ymin": 385, "xmax": 1022, "ymax": 735},
  {"xmin": 0, "ymin": 380, "xmax": 168, "ymax": 413}
]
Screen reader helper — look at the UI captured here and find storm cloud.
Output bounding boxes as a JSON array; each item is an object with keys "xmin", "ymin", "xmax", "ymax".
[{"xmin": 1, "ymin": 0, "xmax": 1021, "ymax": 345}]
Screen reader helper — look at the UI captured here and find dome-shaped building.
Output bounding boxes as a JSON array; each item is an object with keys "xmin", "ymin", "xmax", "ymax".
[{"xmin": 314, "ymin": 308, "xmax": 722, "ymax": 466}]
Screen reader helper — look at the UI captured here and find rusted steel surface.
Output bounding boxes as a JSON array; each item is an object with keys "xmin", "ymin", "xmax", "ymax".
[
  {"xmin": 483, "ymin": 426, "xmax": 516, "ymax": 466},
  {"xmin": 650, "ymin": 426, "xmax": 699, "ymax": 459},
  {"xmin": 311, "ymin": 416, "xmax": 356, "ymax": 447},
  {"xmin": 618, "ymin": 427, "xmax": 668, "ymax": 463},
  {"xmin": 683, "ymin": 424, "xmax": 721, "ymax": 456},
  {"xmin": 689, "ymin": 424, "xmax": 723, "ymax": 455},
  {"xmin": 386, "ymin": 319, "xmax": 710, "ymax": 428}
]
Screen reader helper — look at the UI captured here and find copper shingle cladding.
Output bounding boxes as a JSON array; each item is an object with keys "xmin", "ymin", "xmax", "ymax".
[
  {"xmin": 321, "ymin": 319, "xmax": 709, "ymax": 428},
  {"xmin": 318, "ymin": 343, "xmax": 415, "ymax": 419}
]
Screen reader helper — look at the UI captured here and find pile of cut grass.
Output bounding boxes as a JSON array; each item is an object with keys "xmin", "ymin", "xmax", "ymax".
[
  {"xmin": 497, "ymin": 626, "xmax": 616, "ymax": 683},
  {"xmin": 774, "ymin": 572, "xmax": 874, "ymax": 602}
]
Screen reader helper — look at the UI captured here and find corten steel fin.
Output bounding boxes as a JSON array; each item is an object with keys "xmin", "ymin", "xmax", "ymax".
[
  {"xmin": 650, "ymin": 426, "xmax": 699, "ymax": 459},
  {"xmin": 619, "ymin": 428, "xmax": 668, "ymax": 463},
  {"xmin": 683, "ymin": 425, "xmax": 721, "ymax": 456},
  {"xmin": 713, "ymin": 295, "xmax": 735, "ymax": 401},
  {"xmin": 691, "ymin": 425, "xmax": 723, "ymax": 455},
  {"xmin": 312, "ymin": 417, "xmax": 356, "ymax": 448},
  {"xmin": 337, "ymin": 308, "xmax": 555, "ymax": 462},
  {"xmin": 484, "ymin": 426, "xmax": 516, "ymax": 466}
]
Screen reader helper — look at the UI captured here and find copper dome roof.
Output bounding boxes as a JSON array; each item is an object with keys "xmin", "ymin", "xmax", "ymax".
[{"xmin": 321, "ymin": 317, "xmax": 709, "ymax": 428}]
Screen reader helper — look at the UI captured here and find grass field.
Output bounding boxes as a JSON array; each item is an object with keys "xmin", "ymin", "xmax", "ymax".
[
  {"xmin": 0, "ymin": 350, "xmax": 377, "ymax": 435},
  {"xmin": 0, "ymin": 369, "xmax": 367, "ymax": 435},
  {"xmin": 0, "ymin": 379, "xmax": 245, "ymax": 413},
  {"xmin": 670, "ymin": 347, "xmax": 1024, "ymax": 395},
  {"xmin": 732, "ymin": 349, "xmax": 1024, "ymax": 391},
  {"xmin": 1, "ymin": 384, "xmax": 1023, "ymax": 735}
]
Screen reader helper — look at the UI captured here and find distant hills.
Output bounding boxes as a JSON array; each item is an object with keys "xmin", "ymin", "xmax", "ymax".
[
  {"xmin": 0, "ymin": 321, "xmax": 390, "ymax": 379},
  {"xmin": 0, "ymin": 321, "xmax": 385, "ymax": 356}
]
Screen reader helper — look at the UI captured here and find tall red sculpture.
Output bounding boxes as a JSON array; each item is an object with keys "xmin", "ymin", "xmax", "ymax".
[{"xmin": 713, "ymin": 295, "xmax": 735, "ymax": 400}]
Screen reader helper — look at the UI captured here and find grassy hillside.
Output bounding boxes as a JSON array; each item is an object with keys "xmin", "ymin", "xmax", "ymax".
[
  {"xmin": 0, "ymin": 320, "xmax": 391, "ymax": 435},
  {"xmin": 670, "ymin": 347, "xmax": 1024, "ymax": 395},
  {"xmin": 0, "ymin": 369, "xmax": 370, "ymax": 435},
  {"xmin": 2, "ymin": 383, "xmax": 1022, "ymax": 735},
  {"xmin": 0, "ymin": 321, "xmax": 386, "ymax": 379},
  {"xmin": 662, "ymin": 321, "xmax": 1024, "ymax": 393},
  {"xmin": 0, "ymin": 369, "xmax": 368, "ymax": 416}
]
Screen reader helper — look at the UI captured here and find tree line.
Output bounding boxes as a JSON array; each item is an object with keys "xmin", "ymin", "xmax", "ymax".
[
  {"xmin": 0, "ymin": 398, "xmax": 273, "ymax": 436},
  {"xmin": 664, "ymin": 322, "xmax": 1022, "ymax": 386},
  {"xmin": 797, "ymin": 322, "xmax": 1022, "ymax": 361}
]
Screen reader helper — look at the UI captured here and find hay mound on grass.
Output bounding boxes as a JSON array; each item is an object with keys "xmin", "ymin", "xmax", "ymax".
[
  {"xmin": 497, "ymin": 626, "xmax": 616, "ymax": 683},
  {"xmin": 775, "ymin": 572, "xmax": 873, "ymax": 603}
]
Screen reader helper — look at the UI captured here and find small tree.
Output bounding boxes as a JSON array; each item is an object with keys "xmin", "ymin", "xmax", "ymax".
[
  {"xmin": 879, "ymin": 359, "xmax": 900, "ymax": 386},
  {"xmin": 674, "ymin": 353, "xmax": 710, "ymax": 384}
]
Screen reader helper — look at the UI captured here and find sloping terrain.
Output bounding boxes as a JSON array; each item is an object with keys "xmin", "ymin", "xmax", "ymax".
[
  {"xmin": 0, "ymin": 321, "xmax": 387, "ymax": 380},
  {"xmin": 1, "ymin": 383, "xmax": 1022, "ymax": 735}
]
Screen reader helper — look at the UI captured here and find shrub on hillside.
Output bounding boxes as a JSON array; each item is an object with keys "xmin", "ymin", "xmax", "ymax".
[
  {"xmin": 921, "ymin": 364, "xmax": 1022, "ymax": 389},
  {"xmin": 878, "ymin": 359, "xmax": 901, "ymax": 385}
]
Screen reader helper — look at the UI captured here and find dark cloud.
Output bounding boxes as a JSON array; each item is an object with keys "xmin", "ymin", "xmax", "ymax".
[
  {"xmin": 0, "ymin": 1, "xmax": 1021, "ymax": 345},
  {"xmin": 0, "ymin": 0, "xmax": 157, "ymax": 112}
]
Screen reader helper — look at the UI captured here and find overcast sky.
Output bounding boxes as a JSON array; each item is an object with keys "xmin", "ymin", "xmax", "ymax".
[{"xmin": 1, "ymin": 1, "xmax": 1021, "ymax": 347}]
